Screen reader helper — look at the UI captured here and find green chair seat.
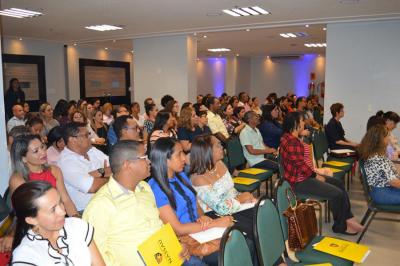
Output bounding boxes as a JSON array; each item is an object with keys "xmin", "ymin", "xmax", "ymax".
[
  {"xmin": 371, "ymin": 203, "xmax": 400, "ymax": 212},
  {"xmin": 234, "ymin": 181, "xmax": 261, "ymax": 194},
  {"xmin": 238, "ymin": 169, "xmax": 274, "ymax": 182},
  {"xmin": 296, "ymin": 235, "xmax": 353, "ymax": 266}
]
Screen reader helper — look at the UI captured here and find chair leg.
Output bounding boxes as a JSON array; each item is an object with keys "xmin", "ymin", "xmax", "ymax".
[
  {"xmin": 346, "ymin": 172, "xmax": 350, "ymax": 191},
  {"xmin": 357, "ymin": 211, "xmax": 377, "ymax": 243},
  {"xmin": 327, "ymin": 201, "xmax": 331, "ymax": 223},
  {"xmin": 324, "ymin": 201, "xmax": 328, "ymax": 223},
  {"xmin": 360, "ymin": 208, "xmax": 372, "ymax": 225}
]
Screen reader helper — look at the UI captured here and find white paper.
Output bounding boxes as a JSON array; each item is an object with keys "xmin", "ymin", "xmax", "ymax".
[
  {"xmin": 235, "ymin": 202, "xmax": 256, "ymax": 213},
  {"xmin": 330, "ymin": 149, "xmax": 355, "ymax": 154},
  {"xmin": 189, "ymin": 227, "xmax": 227, "ymax": 244}
]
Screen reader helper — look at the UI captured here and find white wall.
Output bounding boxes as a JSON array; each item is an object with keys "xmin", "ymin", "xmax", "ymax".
[
  {"xmin": 133, "ymin": 35, "xmax": 196, "ymax": 108},
  {"xmin": 66, "ymin": 46, "xmax": 133, "ymax": 101},
  {"xmin": 2, "ymin": 38, "xmax": 66, "ymax": 106},
  {"xmin": 325, "ymin": 20, "xmax": 400, "ymax": 141},
  {"xmin": 250, "ymin": 55, "xmax": 325, "ymax": 100}
]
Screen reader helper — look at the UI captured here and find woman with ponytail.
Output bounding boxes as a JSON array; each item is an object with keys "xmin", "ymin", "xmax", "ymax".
[
  {"xmin": 148, "ymin": 137, "xmax": 233, "ymax": 266},
  {"xmin": 11, "ymin": 181, "xmax": 105, "ymax": 265}
]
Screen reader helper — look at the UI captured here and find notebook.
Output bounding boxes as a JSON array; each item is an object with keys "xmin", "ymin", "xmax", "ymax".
[
  {"xmin": 233, "ymin": 177, "xmax": 259, "ymax": 185},
  {"xmin": 313, "ymin": 237, "xmax": 370, "ymax": 263},
  {"xmin": 137, "ymin": 223, "xmax": 183, "ymax": 266},
  {"xmin": 189, "ymin": 227, "xmax": 227, "ymax": 244},
  {"xmin": 239, "ymin": 168, "xmax": 267, "ymax": 175}
]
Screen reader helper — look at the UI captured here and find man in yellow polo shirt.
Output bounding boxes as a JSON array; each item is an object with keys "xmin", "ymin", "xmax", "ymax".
[{"xmin": 83, "ymin": 140, "xmax": 163, "ymax": 265}]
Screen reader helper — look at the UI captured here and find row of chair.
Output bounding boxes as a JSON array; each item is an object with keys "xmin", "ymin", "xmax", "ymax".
[{"xmin": 219, "ymin": 179, "xmax": 354, "ymax": 266}]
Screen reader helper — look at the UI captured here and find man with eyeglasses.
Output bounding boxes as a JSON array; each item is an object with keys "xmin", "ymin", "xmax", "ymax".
[
  {"xmin": 113, "ymin": 115, "xmax": 140, "ymax": 141},
  {"xmin": 58, "ymin": 122, "xmax": 111, "ymax": 212}
]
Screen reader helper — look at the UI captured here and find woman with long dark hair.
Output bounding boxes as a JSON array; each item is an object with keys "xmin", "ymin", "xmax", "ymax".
[
  {"xmin": 10, "ymin": 134, "xmax": 78, "ymax": 217},
  {"xmin": 149, "ymin": 111, "xmax": 177, "ymax": 144},
  {"xmin": 5, "ymin": 78, "xmax": 25, "ymax": 119},
  {"xmin": 148, "ymin": 138, "xmax": 233, "ymax": 265},
  {"xmin": 259, "ymin": 104, "xmax": 283, "ymax": 149},
  {"xmin": 11, "ymin": 181, "xmax": 105, "ymax": 265}
]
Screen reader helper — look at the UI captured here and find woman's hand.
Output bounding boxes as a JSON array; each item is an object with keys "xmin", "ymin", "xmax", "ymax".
[
  {"xmin": 316, "ymin": 174, "xmax": 326, "ymax": 182},
  {"xmin": 0, "ymin": 235, "xmax": 13, "ymax": 252},
  {"xmin": 236, "ymin": 192, "xmax": 255, "ymax": 203},
  {"xmin": 213, "ymin": 216, "xmax": 234, "ymax": 228},
  {"xmin": 95, "ymin": 138, "xmax": 106, "ymax": 145},
  {"xmin": 196, "ymin": 216, "xmax": 212, "ymax": 230}
]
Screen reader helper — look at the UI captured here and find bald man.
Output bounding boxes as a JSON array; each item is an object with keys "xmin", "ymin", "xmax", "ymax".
[{"xmin": 7, "ymin": 104, "xmax": 26, "ymax": 132}]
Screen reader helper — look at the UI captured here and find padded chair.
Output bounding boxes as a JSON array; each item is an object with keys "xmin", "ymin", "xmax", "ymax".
[
  {"xmin": 219, "ymin": 226, "xmax": 253, "ymax": 266},
  {"xmin": 357, "ymin": 160, "xmax": 400, "ymax": 243},
  {"xmin": 275, "ymin": 180, "xmax": 353, "ymax": 266},
  {"xmin": 226, "ymin": 137, "xmax": 273, "ymax": 196}
]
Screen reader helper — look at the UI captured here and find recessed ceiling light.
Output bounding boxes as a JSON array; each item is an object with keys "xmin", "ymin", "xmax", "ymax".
[
  {"xmin": 18, "ymin": 37, "xmax": 23, "ymax": 41},
  {"xmin": 112, "ymin": 40, "xmax": 116, "ymax": 43},
  {"xmin": 287, "ymin": 33, "xmax": 297, "ymax": 38},
  {"xmin": 222, "ymin": 6, "xmax": 270, "ymax": 17},
  {"xmin": 323, "ymin": 27, "xmax": 327, "ymax": 31},
  {"xmin": 203, "ymin": 35, "xmax": 207, "ymax": 38},
  {"xmin": 280, "ymin": 33, "xmax": 290, "ymax": 38},
  {"xmin": 246, "ymin": 29, "xmax": 251, "ymax": 32},
  {"xmin": 208, "ymin": 48, "xmax": 231, "ymax": 52},
  {"xmin": 280, "ymin": 32, "xmax": 308, "ymax": 38},
  {"xmin": 0, "ymin": 8, "xmax": 42, "ymax": 18},
  {"xmin": 105, "ymin": 47, "xmax": 108, "ymax": 50},
  {"xmin": 305, "ymin": 24, "xmax": 309, "ymax": 27},
  {"xmin": 304, "ymin": 43, "xmax": 326, "ymax": 48},
  {"xmin": 193, "ymin": 32, "xmax": 197, "ymax": 36},
  {"xmin": 73, "ymin": 43, "xmax": 77, "ymax": 46},
  {"xmin": 236, "ymin": 54, "xmax": 240, "ymax": 56},
  {"xmin": 131, "ymin": 50, "xmax": 134, "ymax": 53},
  {"xmin": 85, "ymin": 25, "xmax": 123, "ymax": 31}
]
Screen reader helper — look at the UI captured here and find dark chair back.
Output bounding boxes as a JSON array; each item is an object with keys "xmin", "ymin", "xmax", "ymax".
[
  {"xmin": 359, "ymin": 160, "xmax": 373, "ymax": 203},
  {"xmin": 219, "ymin": 225, "xmax": 253, "ymax": 266},
  {"xmin": 226, "ymin": 136, "xmax": 247, "ymax": 171}
]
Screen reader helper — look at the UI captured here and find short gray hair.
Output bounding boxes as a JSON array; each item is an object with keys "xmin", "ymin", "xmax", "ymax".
[{"xmin": 109, "ymin": 140, "xmax": 143, "ymax": 174}]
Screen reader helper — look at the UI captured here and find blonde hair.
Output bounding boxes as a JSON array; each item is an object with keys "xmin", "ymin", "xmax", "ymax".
[
  {"xmin": 358, "ymin": 124, "xmax": 388, "ymax": 160},
  {"xmin": 178, "ymin": 107, "xmax": 194, "ymax": 130}
]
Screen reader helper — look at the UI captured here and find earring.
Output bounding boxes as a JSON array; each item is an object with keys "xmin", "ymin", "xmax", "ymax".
[{"xmin": 32, "ymin": 225, "xmax": 40, "ymax": 234}]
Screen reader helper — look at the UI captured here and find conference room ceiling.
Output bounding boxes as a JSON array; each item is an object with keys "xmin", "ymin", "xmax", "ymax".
[{"xmin": 1, "ymin": 0, "xmax": 399, "ymax": 57}]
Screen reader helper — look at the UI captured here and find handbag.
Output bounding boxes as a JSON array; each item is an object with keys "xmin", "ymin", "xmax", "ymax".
[
  {"xmin": 283, "ymin": 187, "xmax": 321, "ymax": 251},
  {"xmin": 179, "ymin": 235, "xmax": 220, "ymax": 257}
]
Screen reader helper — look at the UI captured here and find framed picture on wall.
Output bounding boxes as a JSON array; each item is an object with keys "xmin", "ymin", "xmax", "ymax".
[
  {"xmin": 2, "ymin": 54, "xmax": 47, "ymax": 112},
  {"xmin": 79, "ymin": 59, "xmax": 131, "ymax": 105}
]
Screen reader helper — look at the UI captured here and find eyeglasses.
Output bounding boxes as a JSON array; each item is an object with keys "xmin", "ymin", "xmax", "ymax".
[{"xmin": 128, "ymin": 155, "xmax": 149, "ymax": 162}]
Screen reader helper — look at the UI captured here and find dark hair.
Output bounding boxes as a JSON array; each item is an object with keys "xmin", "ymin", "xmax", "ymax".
[
  {"xmin": 358, "ymin": 124, "xmax": 388, "ymax": 160},
  {"xmin": 113, "ymin": 115, "xmax": 132, "ymax": 139},
  {"xmin": 47, "ymin": 126, "xmax": 64, "ymax": 146},
  {"xmin": 63, "ymin": 122, "xmax": 87, "ymax": 144},
  {"xmin": 153, "ymin": 111, "xmax": 172, "ymax": 132},
  {"xmin": 197, "ymin": 110, "xmax": 207, "ymax": 118},
  {"xmin": 282, "ymin": 112, "xmax": 302, "ymax": 133},
  {"xmin": 330, "ymin": 103, "xmax": 344, "ymax": 117},
  {"xmin": 145, "ymin": 103, "xmax": 156, "ymax": 116},
  {"xmin": 238, "ymin": 92, "xmax": 246, "ymax": 101},
  {"xmin": 110, "ymin": 140, "xmax": 142, "ymax": 174},
  {"xmin": 12, "ymin": 181, "xmax": 53, "ymax": 251},
  {"xmin": 53, "ymin": 99, "xmax": 68, "ymax": 119},
  {"xmin": 233, "ymin": 106, "xmax": 244, "ymax": 118},
  {"xmin": 11, "ymin": 134, "xmax": 44, "ymax": 180},
  {"xmin": 130, "ymin": 102, "xmax": 140, "ymax": 113},
  {"xmin": 296, "ymin": 96, "xmax": 306, "ymax": 108},
  {"xmin": 262, "ymin": 104, "xmax": 278, "ymax": 121},
  {"xmin": 228, "ymin": 96, "xmax": 238, "ymax": 107},
  {"xmin": 366, "ymin": 115, "xmax": 386, "ymax": 130},
  {"xmin": 205, "ymin": 96, "xmax": 217, "ymax": 109},
  {"xmin": 8, "ymin": 78, "xmax": 20, "ymax": 91},
  {"xmin": 144, "ymin": 97, "xmax": 153, "ymax": 107},
  {"xmin": 161, "ymin": 95, "xmax": 174, "ymax": 108},
  {"xmin": 377, "ymin": 110, "xmax": 400, "ymax": 124},
  {"xmin": 150, "ymin": 138, "xmax": 196, "ymax": 210},
  {"xmin": 26, "ymin": 117, "xmax": 44, "ymax": 129},
  {"xmin": 189, "ymin": 134, "xmax": 215, "ymax": 175},
  {"xmin": 181, "ymin": 102, "xmax": 192, "ymax": 110},
  {"xmin": 8, "ymin": 125, "xmax": 28, "ymax": 140}
]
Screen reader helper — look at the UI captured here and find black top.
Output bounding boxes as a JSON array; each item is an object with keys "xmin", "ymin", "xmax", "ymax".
[
  {"xmin": 177, "ymin": 126, "xmax": 212, "ymax": 142},
  {"xmin": 325, "ymin": 117, "xmax": 347, "ymax": 150},
  {"xmin": 5, "ymin": 88, "xmax": 25, "ymax": 118}
]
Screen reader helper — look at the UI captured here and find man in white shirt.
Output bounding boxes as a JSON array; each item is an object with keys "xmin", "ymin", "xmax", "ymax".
[
  {"xmin": 7, "ymin": 104, "xmax": 26, "ymax": 132},
  {"xmin": 206, "ymin": 96, "xmax": 229, "ymax": 142},
  {"xmin": 58, "ymin": 122, "xmax": 111, "ymax": 212}
]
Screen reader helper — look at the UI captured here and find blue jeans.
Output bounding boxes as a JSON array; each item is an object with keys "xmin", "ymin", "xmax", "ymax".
[
  {"xmin": 183, "ymin": 256, "xmax": 207, "ymax": 266},
  {"xmin": 370, "ymin": 186, "xmax": 400, "ymax": 205}
]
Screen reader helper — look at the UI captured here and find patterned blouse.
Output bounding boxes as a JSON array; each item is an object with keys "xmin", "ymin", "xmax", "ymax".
[
  {"xmin": 193, "ymin": 171, "xmax": 241, "ymax": 215},
  {"xmin": 364, "ymin": 154, "xmax": 399, "ymax": 188}
]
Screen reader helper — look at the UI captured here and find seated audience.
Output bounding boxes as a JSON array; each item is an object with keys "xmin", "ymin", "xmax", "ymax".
[
  {"xmin": 259, "ymin": 104, "xmax": 283, "ymax": 149},
  {"xmin": 359, "ymin": 124, "xmax": 400, "ymax": 205},
  {"xmin": 325, "ymin": 103, "xmax": 358, "ymax": 150},
  {"xmin": 46, "ymin": 126, "xmax": 65, "ymax": 165},
  {"xmin": 90, "ymin": 109, "xmax": 108, "ymax": 154},
  {"xmin": 57, "ymin": 122, "xmax": 110, "ymax": 212},
  {"xmin": 149, "ymin": 111, "xmax": 177, "ymax": 144},
  {"xmin": 222, "ymin": 104, "xmax": 245, "ymax": 136},
  {"xmin": 376, "ymin": 110, "xmax": 400, "ymax": 160},
  {"xmin": 196, "ymin": 111, "xmax": 212, "ymax": 135},
  {"xmin": 5, "ymin": 78, "xmax": 24, "ymax": 120},
  {"xmin": 113, "ymin": 115, "xmax": 140, "ymax": 141},
  {"xmin": 102, "ymin": 103, "xmax": 114, "ymax": 126},
  {"xmin": 143, "ymin": 103, "xmax": 158, "ymax": 144},
  {"xmin": 190, "ymin": 135, "xmax": 256, "ymax": 215},
  {"xmin": 238, "ymin": 92, "xmax": 251, "ymax": 112},
  {"xmin": 251, "ymin": 97, "xmax": 262, "ymax": 116},
  {"xmin": 39, "ymin": 102, "xmax": 59, "ymax": 136},
  {"xmin": 206, "ymin": 97, "xmax": 230, "ymax": 142},
  {"xmin": 280, "ymin": 112, "xmax": 363, "ymax": 235},
  {"xmin": 26, "ymin": 117, "xmax": 46, "ymax": 142},
  {"xmin": 148, "ymin": 138, "xmax": 234, "ymax": 266},
  {"xmin": 193, "ymin": 94, "xmax": 204, "ymax": 114},
  {"xmin": 106, "ymin": 104, "xmax": 130, "ymax": 146},
  {"xmin": 177, "ymin": 107, "xmax": 206, "ymax": 152},
  {"xmin": 161, "ymin": 94, "xmax": 174, "ymax": 108},
  {"xmin": 53, "ymin": 99, "xmax": 71, "ymax": 126},
  {"xmin": 11, "ymin": 181, "xmax": 105, "ymax": 265},
  {"xmin": 239, "ymin": 111, "xmax": 279, "ymax": 171},
  {"xmin": 7, "ymin": 104, "xmax": 25, "ymax": 132},
  {"xmin": 83, "ymin": 140, "xmax": 200, "ymax": 265},
  {"xmin": 130, "ymin": 102, "xmax": 145, "ymax": 129}
]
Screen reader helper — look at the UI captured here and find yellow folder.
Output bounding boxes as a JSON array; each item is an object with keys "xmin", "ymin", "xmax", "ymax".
[
  {"xmin": 233, "ymin": 177, "xmax": 259, "ymax": 185},
  {"xmin": 323, "ymin": 161, "xmax": 349, "ymax": 167},
  {"xmin": 327, "ymin": 168, "xmax": 343, "ymax": 173},
  {"xmin": 138, "ymin": 223, "xmax": 183, "ymax": 266},
  {"xmin": 239, "ymin": 168, "xmax": 267, "ymax": 175},
  {"xmin": 313, "ymin": 237, "xmax": 370, "ymax": 263},
  {"xmin": 305, "ymin": 264, "xmax": 333, "ymax": 266}
]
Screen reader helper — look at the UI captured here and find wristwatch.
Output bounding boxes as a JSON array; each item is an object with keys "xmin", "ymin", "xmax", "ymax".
[{"xmin": 97, "ymin": 168, "xmax": 105, "ymax": 177}]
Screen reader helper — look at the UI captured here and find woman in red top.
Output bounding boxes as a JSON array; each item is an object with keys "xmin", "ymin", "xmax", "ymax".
[
  {"xmin": 9, "ymin": 134, "xmax": 78, "ymax": 217},
  {"xmin": 280, "ymin": 112, "xmax": 363, "ymax": 235}
]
